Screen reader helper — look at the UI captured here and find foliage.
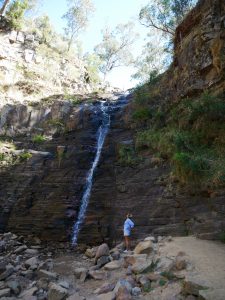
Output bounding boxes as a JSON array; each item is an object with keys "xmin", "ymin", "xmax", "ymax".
[
  {"xmin": 117, "ymin": 144, "xmax": 139, "ymax": 167},
  {"xmin": 33, "ymin": 15, "xmax": 56, "ymax": 44},
  {"xmin": 48, "ymin": 119, "xmax": 64, "ymax": 128},
  {"xmin": 20, "ymin": 151, "xmax": 32, "ymax": 160},
  {"xmin": 219, "ymin": 232, "xmax": 225, "ymax": 243},
  {"xmin": 159, "ymin": 278, "xmax": 167, "ymax": 286},
  {"xmin": 94, "ymin": 22, "xmax": 138, "ymax": 80},
  {"xmin": 83, "ymin": 53, "xmax": 101, "ymax": 84},
  {"xmin": 132, "ymin": 107, "xmax": 152, "ymax": 122},
  {"xmin": 32, "ymin": 134, "xmax": 46, "ymax": 143},
  {"xmin": 139, "ymin": 0, "xmax": 196, "ymax": 37},
  {"xmin": 160, "ymin": 271, "xmax": 176, "ymax": 280},
  {"xmin": 62, "ymin": 0, "xmax": 95, "ymax": 51},
  {"xmin": 5, "ymin": 0, "xmax": 29, "ymax": 29},
  {"xmin": 135, "ymin": 92, "xmax": 225, "ymax": 186}
]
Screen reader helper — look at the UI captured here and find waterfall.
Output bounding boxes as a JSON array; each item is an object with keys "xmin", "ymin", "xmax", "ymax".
[{"xmin": 71, "ymin": 101, "xmax": 110, "ymax": 246}]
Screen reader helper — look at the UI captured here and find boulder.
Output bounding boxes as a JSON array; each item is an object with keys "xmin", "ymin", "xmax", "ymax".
[
  {"xmin": 14, "ymin": 245, "xmax": 27, "ymax": 254},
  {"xmin": 131, "ymin": 259, "xmax": 153, "ymax": 274},
  {"xmin": 48, "ymin": 283, "xmax": 68, "ymax": 300},
  {"xmin": 95, "ymin": 244, "xmax": 110, "ymax": 263},
  {"xmin": 0, "ymin": 266, "xmax": 14, "ymax": 280},
  {"xmin": 25, "ymin": 249, "xmax": 39, "ymax": 256},
  {"xmin": 183, "ymin": 275, "xmax": 209, "ymax": 296},
  {"xmin": 138, "ymin": 275, "xmax": 151, "ymax": 291},
  {"xmin": 6, "ymin": 280, "xmax": 21, "ymax": 295},
  {"xmin": 131, "ymin": 287, "xmax": 141, "ymax": 296},
  {"xmin": 74, "ymin": 267, "xmax": 88, "ymax": 280},
  {"xmin": 134, "ymin": 240, "xmax": 153, "ymax": 255},
  {"xmin": 199, "ymin": 288, "xmax": 225, "ymax": 300},
  {"xmin": 67, "ymin": 293, "xmax": 85, "ymax": 300},
  {"xmin": 19, "ymin": 287, "xmax": 38, "ymax": 299},
  {"xmin": 97, "ymin": 256, "xmax": 110, "ymax": 268}
]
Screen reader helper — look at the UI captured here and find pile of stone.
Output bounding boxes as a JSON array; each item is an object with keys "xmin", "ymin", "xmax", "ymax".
[{"xmin": 0, "ymin": 232, "xmax": 81, "ymax": 300}]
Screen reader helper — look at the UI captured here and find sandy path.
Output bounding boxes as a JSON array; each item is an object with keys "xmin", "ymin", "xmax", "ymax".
[{"xmin": 160, "ymin": 236, "xmax": 225, "ymax": 290}]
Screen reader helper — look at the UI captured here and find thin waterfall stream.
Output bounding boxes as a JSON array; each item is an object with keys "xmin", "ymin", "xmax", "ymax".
[{"xmin": 71, "ymin": 101, "xmax": 111, "ymax": 246}]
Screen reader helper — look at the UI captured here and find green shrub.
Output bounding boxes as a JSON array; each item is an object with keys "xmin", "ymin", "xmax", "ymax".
[
  {"xmin": 132, "ymin": 107, "xmax": 152, "ymax": 122},
  {"xmin": 32, "ymin": 134, "xmax": 46, "ymax": 143},
  {"xmin": 20, "ymin": 152, "xmax": 32, "ymax": 161},
  {"xmin": 6, "ymin": 0, "xmax": 29, "ymax": 30},
  {"xmin": 0, "ymin": 153, "xmax": 5, "ymax": 161},
  {"xmin": 159, "ymin": 278, "xmax": 167, "ymax": 286},
  {"xmin": 118, "ymin": 144, "xmax": 139, "ymax": 166},
  {"xmin": 219, "ymin": 232, "xmax": 225, "ymax": 243},
  {"xmin": 48, "ymin": 119, "xmax": 64, "ymax": 128}
]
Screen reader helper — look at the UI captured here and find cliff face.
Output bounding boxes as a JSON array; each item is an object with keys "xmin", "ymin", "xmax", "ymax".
[
  {"xmin": 0, "ymin": 0, "xmax": 225, "ymax": 244},
  {"xmin": 158, "ymin": 0, "xmax": 225, "ymax": 102}
]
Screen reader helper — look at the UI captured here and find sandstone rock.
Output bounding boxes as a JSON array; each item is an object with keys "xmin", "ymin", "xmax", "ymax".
[
  {"xmin": 147, "ymin": 282, "xmax": 182, "ymax": 300},
  {"xmin": 94, "ymin": 283, "xmax": 115, "ymax": 295},
  {"xmin": 14, "ymin": 245, "xmax": 27, "ymax": 254},
  {"xmin": 25, "ymin": 34, "xmax": 35, "ymax": 42},
  {"xmin": 25, "ymin": 248, "xmax": 39, "ymax": 256},
  {"xmin": 199, "ymin": 288, "xmax": 225, "ymax": 300},
  {"xmin": 97, "ymin": 256, "xmax": 110, "ymax": 268},
  {"xmin": 0, "ymin": 288, "xmax": 11, "ymax": 297},
  {"xmin": 104, "ymin": 260, "xmax": 122, "ymax": 271},
  {"xmin": 116, "ymin": 286, "xmax": 131, "ymax": 300},
  {"xmin": 48, "ymin": 283, "xmax": 68, "ymax": 300},
  {"xmin": 131, "ymin": 259, "xmax": 153, "ymax": 274},
  {"xmin": 37, "ymin": 269, "xmax": 58, "ymax": 280},
  {"xmin": 58, "ymin": 281, "xmax": 69, "ymax": 289},
  {"xmin": 17, "ymin": 32, "xmax": 24, "ymax": 43},
  {"xmin": 155, "ymin": 257, "xmax": 174, "ymax": 273},
  {"xmin": 134, "ymin": 240, "xmax": 153, "ymax": 255},
  {"xmin": 67, "ymin": 293, "xmax": 85, "ymax": 300},
  {"xmin": 9, "ymin": 31, "xmax": 17, "ymax": 43},
  {"xmin": 111, "ymin": 250, "xmax": 120, "ymax": 261},
  {"xmin": 144, "ymin": 236, "xmax": 155, "ymax": 242},
  {"xmin": 37, "ymin": 278, "xmax": 49, "ymax": 290},
  {"xmin": 74, "ymin": 267, "xmax": 88, "ymax": 279},
  {"xmin": 24, "ymin": 49, "xmax": 34, "ymax": 63},
  {"xmin": 96, "ymin": 291, "xmax": 116, "ymax": 300},
  {"xmin": 174, "ymin": 256, "xmax": 187, "ymax": 271},
  {"xmin": 19, "ymin": 287, "xmax": 38, "ymax": 299},
  {"xmin": 147, "ymin": 272, "xmax": 161, "ymax": 281},
  {"xmin": 183, "ymin": 275, "xmax": 209, "ymax": 296},
  {"xmin": 95, "ymin": 244, "xmax": 110, "ymax": 262},
  {"xmin": 24, "ymin": 256, "xmax": 38, "ymax": 268},
  {"xmin": 123, "ymin": 254, "xmax": 147, "ymax": 267},
  {"xmin": 138, "ymin": 275, "xmax": 151, "ymax": 291},
  {"xmin": 85, "ymin": 247, "xmax": 97, "ymax": 258},
  {"xmin": 89, "ymin": 270, "xmax": 108, "ymax": 280}
]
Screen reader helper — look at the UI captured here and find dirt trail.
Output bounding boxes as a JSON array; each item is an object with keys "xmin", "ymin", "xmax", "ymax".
[{"xmin": 160, "ymin": 236, "xmax": 225, "ymax": 290}]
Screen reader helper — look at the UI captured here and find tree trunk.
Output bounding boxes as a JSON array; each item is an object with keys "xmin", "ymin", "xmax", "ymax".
[{"xmin": 0, "ymin": 0, "xmax": 11, "ymax": 16}]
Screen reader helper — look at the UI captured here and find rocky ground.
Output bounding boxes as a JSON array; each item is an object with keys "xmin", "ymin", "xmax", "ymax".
[{"xmin": 0, "ymin": 232, "xmax": 225, "ymax": 300}]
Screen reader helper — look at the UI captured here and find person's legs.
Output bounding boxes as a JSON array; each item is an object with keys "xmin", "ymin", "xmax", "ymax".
[{"xmin": 124, "ymin": 235, "xmax": 130, "ymax": 250}]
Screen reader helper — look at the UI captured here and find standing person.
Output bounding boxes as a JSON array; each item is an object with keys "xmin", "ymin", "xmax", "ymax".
[{"xmin": 123, "ymin": 213, "xmax": 134, "ymax": 252}]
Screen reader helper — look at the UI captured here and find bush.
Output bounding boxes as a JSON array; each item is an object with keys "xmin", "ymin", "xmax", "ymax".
[
  {"xmin": 118, "ymin": 144, "xmax": 139, "ymax": 166},
  {"xmin": 32, "ymin": 134, "xmax": 46, "ymax": 143},
  {"xmin": 20, "ymin": 152, "xmax": 32, "ymax": 161},
  {"xmin": 6, "ymin": 0, "xmax": 29, "ymax": 30},
  {"xmin": 132, "ymin": 107, "xmax": 152, "ymax": 122}
]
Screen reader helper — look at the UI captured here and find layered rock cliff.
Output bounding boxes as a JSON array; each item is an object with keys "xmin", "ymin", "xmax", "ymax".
[{"xmin": 0, "ymin": 0, "xmax": 225, "ymax": 245}]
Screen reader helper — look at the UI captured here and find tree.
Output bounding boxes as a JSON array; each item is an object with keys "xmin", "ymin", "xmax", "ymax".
[
  {"xmin": 0, "ymin": 0, "xmax": 11, "ymax": 16},
  {"xmin": 62, "ymin": 0, "xmax": 95, "ymax": 52},
  {"xmin": 34, "ymin": 15, "xmax": 55, "ymax": 44},
  {"xmin": 94, "ymin": 22, "xmax": 138, "ymax": 80},
  {"xmin": 139, "ymin": 0, "xmax": 196, "ymax": 37},
  {"xmin": 83, "ymin": 53, "xmax": 101, "ymax": 84},
  {"xmin": 6, "ymin": 0, "xmax": 29, "ymax": 29}
]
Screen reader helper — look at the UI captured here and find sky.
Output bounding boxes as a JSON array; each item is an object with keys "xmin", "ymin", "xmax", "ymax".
[{"xmin": 40, "ymin": 0, "xmax": 151, "ymax": 90}]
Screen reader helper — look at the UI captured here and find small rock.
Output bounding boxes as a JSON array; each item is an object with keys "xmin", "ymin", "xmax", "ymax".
[
  {"xmin": 6, "ymin": 280, "xmax": 21, "ymax": 295},
  {"xmin": 0, "ymin": 266, "xmax": 14, "ymax": 280},
  {"xmin": 116, "ymin": 286, "xmax": 131, "ymax": 300},
  {"xmin": 114, "ymin": 279, "xmax": 132, "ymax": 294},
  {"xmin": 94, "ymin": 283, "xmax": 115, "ymax": 295},
  {"xmin": 131, "ymin": 259, "xmax": 152, "ymax": 274},
  {"xmin": 24, "ymin": 257, "xmax": 38, "ymax": 268},
  {"xmin": 67, "ymin": 293, "xmax": 85, "ymax": 300},
  {"xmin": 131, "ymin": 287, "xmax": 141, "ymax": 296},
  {"xmin": 89, "ymin": 270, "xmax": 108, "ymax": 280},
  {"xmin": 37, "ymin": 269, "xmax": 58, "ymax": 280},
  {"xmin": 104, "ymin": 260, "xmax": 122, "ymax": 271},
  {"xmin": 19, "ymin": 287, "xmax": 38, "ymax": 299},
  {"xmin": 134, "ymin": 240, "xmax": 153, "ymax": 255},
  {"xmin": 96, "ymin": 291, "xmax": 115, "ymax": 300},
  {"xmin": 144, "ymin": 236, "xmax": 155, "ymax": 242},
  {"xmin": 85, "ymin": 247, "xmax": 97, "ymax": 258},
  {"xmin": 0, "ymin": 288, "xmax": 11, "ymax": 298},
  {"xmin": 111, "ymin": 251, "xmax": 120, "ymax": 261},
  {"xmin": 174, "ymin": 256, "xmax": 187, "ymax": 271},
  {"xmin": 25, "ymin": 249, "xmax": 39, "ymax": 256},
  {"xmin": 139, "ymin": 275, "xmax": 151, "ymax": 291},
  {"xmin": 37, "ymin": 278, "xmax": 49, "ymax": 290},
  {"xmin": 14, "ymin": 245, "xmax": 27, "ymax": 254},
  {"xmin": 58, "ymin": 281, "xmax": 69, "ymax": 289},
  {"xmin": 74, "ymin": 267, "xmax": 88, "ymax": 280},
  {"xmin": 48, "ymin": 283, "xmax": 68, "ymax": 300},
  {"xmin": 95, "ymin": 244, "xmax": 110, "ymax": 263}
]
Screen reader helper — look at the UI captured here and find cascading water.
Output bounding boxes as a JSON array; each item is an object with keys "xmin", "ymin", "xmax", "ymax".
[{"xmin": 71, "ymin": 101, "xmax": 110, "ymax": 246}]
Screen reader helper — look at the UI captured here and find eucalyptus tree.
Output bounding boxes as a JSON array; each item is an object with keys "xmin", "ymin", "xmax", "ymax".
[
  {"xmin": 94, "ymin": 22, "xmax": 138, "ymax": 81},
  {"xmin": 62, "ymin": 0, "xmax": 95, "ymax": 52}
]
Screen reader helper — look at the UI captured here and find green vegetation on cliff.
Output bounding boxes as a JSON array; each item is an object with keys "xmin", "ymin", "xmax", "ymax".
[{"xmin": 133, "ymin": 89, "xmax": 225, "ymax": 187}]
